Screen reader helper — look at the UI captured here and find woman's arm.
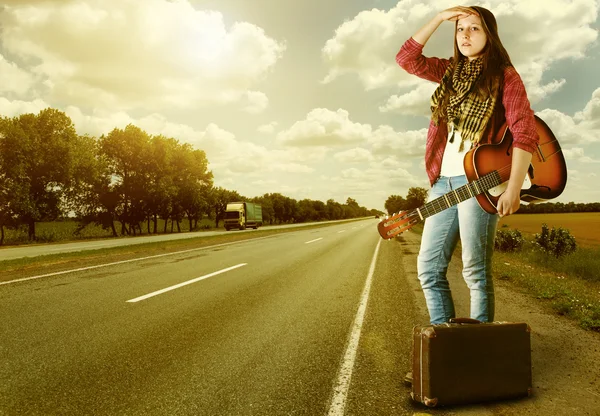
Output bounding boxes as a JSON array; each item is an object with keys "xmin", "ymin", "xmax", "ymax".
[
  {"xmin": 496, "ymin": 148, "xmax": 532, "ymax": 217},
  {"xmin": 412, "ymin": 7, "xmax": 473, "ymax": 46},
  {"xmin": 397, "ymin": 7, "xmax": 475, "ymax": 82},
  {"xmin": 496, "ymin": 68, "xmax": 539, "ymax": 217}
]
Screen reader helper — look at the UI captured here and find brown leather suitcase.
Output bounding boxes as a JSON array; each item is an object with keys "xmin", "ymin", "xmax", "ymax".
[{"xmin": 411, "ymin": 318, "xmax": 532, "ymax": 407}]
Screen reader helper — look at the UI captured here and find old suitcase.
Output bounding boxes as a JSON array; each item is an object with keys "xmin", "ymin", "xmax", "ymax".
[{"xmin": 411, "ymin": 318, "xmax": 532, "ymax": 407}]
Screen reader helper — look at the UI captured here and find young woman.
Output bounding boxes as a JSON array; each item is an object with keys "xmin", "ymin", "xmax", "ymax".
[{"xmin": 396, "ymin": 6, "xmax": 538, "ymax": 326}]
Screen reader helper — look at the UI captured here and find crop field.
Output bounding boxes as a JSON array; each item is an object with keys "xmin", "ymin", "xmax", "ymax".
[{"xmin": 498, "ymin": 212, "xmax": 600, "ymax": 247}]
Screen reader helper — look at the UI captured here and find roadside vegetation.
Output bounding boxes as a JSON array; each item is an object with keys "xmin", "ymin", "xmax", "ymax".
[
  {"xmin": 493, "ymin": 223, "xmax": 600, "ymax": 332},
  {"xmin": 0, "ymin": 108, "xmax": 380, "ymax": 246}
]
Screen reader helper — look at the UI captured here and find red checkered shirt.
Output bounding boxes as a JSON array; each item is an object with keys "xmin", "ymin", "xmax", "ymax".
[{"xmin": 396, "ymin": 37, "xmax": 538, "ymax": 186}]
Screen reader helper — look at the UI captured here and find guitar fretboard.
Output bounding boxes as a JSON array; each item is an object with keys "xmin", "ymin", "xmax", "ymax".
[{"xmin": 418, "ymin": 171, "xmax": 502, "ymax": 219}]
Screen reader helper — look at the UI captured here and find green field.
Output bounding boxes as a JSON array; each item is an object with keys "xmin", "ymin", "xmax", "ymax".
[
  {"xmin": 1, "ymin": 218, "xmax": 218, "ymax": 246},
  {"xmin": 499, "ymin": 212, "xmax": 600, "ymax": 247}
]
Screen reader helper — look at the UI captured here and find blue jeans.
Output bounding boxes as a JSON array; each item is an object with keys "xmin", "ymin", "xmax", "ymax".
[{"xmin": 417, "ymin": 175, "xmax": 499, "ymax": 324}]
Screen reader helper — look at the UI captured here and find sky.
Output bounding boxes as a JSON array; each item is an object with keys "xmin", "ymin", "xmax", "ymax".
[{"xmin": 0, "ymin": 0, "xmax": 599, "ymax": 211}]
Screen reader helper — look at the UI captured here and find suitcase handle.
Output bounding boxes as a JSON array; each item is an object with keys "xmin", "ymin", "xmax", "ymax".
[{"xmin": 448, "ymin": 318, "xmax": 482, "ymax": 324}]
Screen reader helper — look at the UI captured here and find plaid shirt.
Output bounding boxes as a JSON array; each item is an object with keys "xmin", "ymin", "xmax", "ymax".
[{"xmin": 396, "ymin": 37, "xmax": 538, "ymax": 186}]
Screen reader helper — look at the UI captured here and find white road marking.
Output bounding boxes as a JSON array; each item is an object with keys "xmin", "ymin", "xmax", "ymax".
[
  {"xmin": 0, "ymin": 236, "xmax": 272, "ymax": 286},
  {"xmin": 48, "ymin": 243, "xmax": 109, "ymax": 251},
  {"xmin": 337, "ymin": 230, "xmax": 346, "ymax": 234},
  {"xmin": 327, "ymin": 238, "xmax": 381, "ymax": 416},
  {"xmin": 126, "ymin": 263, "xmax": 247, "ymax": 303},
  {"xmin": 305, "ymin": 238, "xmax": 323, "ymax": 244}
]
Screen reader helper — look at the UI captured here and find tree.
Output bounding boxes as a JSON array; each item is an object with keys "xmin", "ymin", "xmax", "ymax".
[
  {"xmin": 67, "ymin": 134, "xmax": 121, "ymax": 237},
  {"xmin": 296, "ymin": 199, "xmax": 316, "ymax": 223},
  {"xmin": 100, "ymin": 124, "xmax": 151, "ymax": 235},
  {"xmin": 254, "ymin": 195, "xmax": 274, "ymax": 224},
  {"xmin": 144, "ymin": 135, "xmax": 178, "ymax": 233},
  {"xmin": 406, "ymin": 187, "xmax": 428, "ymax": 209},
  {"xmin": 174, "ymin": 144, "xmax": 213, "ymax": 231},
  {"xmin": 326, "ymin": 199, "xmax": 344, "ymax": 220},
  {"xmin": 0, "ymin": 109, "xmax": 81, "ymax": 240},
  {"xmin": 384, "ymin": 195, "xmax": 406, "ymax": 215}
]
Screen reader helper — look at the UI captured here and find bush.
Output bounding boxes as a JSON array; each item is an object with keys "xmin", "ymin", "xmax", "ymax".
[
  {"xmin": 495, "ymin": 227, "xmax": 525, "ymax": 252},
  {"xmin": 534, "ymin": 223, "xmax": 577, "ymax": 258}
]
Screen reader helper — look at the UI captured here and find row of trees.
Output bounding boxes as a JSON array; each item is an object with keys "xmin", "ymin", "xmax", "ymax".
[
  {"xmin": 384, "ymin": 189, "xmax": 600, "ymax": 216},
  {"xmin": 0, "ymin": 108, "xmax": 375, "ymax": 245},
  {"xmin": 517, "ymin": 201, "xmax": 600, "ymax": 214}
]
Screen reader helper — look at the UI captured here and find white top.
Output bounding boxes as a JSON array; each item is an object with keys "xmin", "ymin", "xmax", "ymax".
[{"xmin": 440, "ymin": 129, "xmax": 469, "ymax": 177}]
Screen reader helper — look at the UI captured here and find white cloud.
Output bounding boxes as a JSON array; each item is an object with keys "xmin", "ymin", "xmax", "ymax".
[
  {"xmin": 242, "ymin": 91, "xmax": 269, "ymax": 114},
  {"xmin": 0, "ymin": 0, "xmax": 285, "ymax": 111},
  {"xmin": 563, "ymin": 147, "xmax": 600, "ymax": 163},
  {"xmin": 574, "ymin": 87, "xmax": 600, "ymax": 129},
  {"xmin": 0, "ymin": 55, "xmax": 35, "ymax": 96},
  {"xmin": 369, "ymin": 125, "xmax": 427, "ymax": 157},
  {"xmin": 322, "ymin": 0, "xmax": 598, "ymax": 103},
  {"xmin": 536, "ymin": 107, "xmax": 598, "ymax": 145},
  {"xmin": 277, "ymin": 108, "xmax": 372, "ymax": 147},
  {"xmin": 334, "ymin": 147, "xmax": 374, "ymax": 163},
  {"xmin": 379, "ymin": 81, "xmax": 437, "ymax": 116},
  {"xmin": 257, "ymin": 121, "xmax": 278, "ymax": 134},
  {"xmin": 0, "ymin": 97, "xmax": 50, "ymax": 117}
]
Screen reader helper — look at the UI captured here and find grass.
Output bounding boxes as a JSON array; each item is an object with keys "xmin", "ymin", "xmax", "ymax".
[
  {"xmin": 494, "ymin": 244, "xmax": 600, "ymax": 331},
  {"xmin": 1, "ymin": 218, "xmax": 219, "ymax": 246}
]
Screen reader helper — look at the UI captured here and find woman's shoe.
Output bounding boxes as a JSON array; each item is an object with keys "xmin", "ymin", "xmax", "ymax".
[{"xmin": 404, "ymin": 371, "xmax": 413, "ymax": 386}]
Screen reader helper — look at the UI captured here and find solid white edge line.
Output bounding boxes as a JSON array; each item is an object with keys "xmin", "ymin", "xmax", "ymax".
[
  {"xmin": 327, "ymin": 238, "xmax": 381, "ymax": 416},
  {"xmin": 0, "ymin": 236, "xmax": 273, "ymax": 286},
  {"xmin": 305, "ymin": 238, "xmax": 323, "ymax": 244},
  {"xmin": 126, "ymin": 263, "xmax": 247, "ymax": 303}
]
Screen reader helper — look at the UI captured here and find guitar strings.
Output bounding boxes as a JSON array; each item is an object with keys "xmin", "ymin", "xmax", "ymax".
[{"xmin": 421, "ymin": 164, "xmax": 512, "ymax": 218}]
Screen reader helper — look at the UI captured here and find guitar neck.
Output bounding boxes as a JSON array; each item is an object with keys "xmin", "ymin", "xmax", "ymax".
[{"xmin": 417, "ymin": 170, "xmax": 502, "ymax": 220}]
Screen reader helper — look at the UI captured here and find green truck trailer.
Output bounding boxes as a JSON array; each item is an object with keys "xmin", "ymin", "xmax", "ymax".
[{"xmin": 224, "ymin": 202, "xmax": 263, "ymax": 230}]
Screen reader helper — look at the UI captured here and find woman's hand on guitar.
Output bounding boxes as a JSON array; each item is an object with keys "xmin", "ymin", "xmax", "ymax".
[{"xmin": 496, "ymin": 188, "xmax": 521, "ymax": 217}]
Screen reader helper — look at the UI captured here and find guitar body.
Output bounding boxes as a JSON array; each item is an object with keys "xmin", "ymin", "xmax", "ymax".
[
  {"xmin": 378, "ymin": 115, "xmax": 567, "ymax": 240},
  {"xmin": 464, "ymin": 115, "xmax": 568, "ymax": 214}
]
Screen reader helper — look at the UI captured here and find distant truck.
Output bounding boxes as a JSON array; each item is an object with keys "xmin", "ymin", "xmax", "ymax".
[{"xmin": 224, "ymin": 202, "xmax": 263, "ymax": 230}]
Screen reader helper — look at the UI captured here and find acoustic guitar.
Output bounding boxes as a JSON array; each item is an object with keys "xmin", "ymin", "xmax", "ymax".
[{"xmin": 378, "ymin": 115, "xmax": 567, "ymax": 240}]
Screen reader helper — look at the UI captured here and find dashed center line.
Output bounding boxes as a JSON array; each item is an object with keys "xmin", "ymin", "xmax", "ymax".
[
  {"xmin": 305, "ymin": 238, "xmax": 323, "ymax": 244},
  {"xmin": 126, "ymin": 263, "xmax": 247, "ymax": 303}
]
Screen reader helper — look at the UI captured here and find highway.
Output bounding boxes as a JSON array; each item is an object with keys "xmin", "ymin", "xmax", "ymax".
[
  {"xmin": 0, "ymin": 219, "xmax": 417, "ymax": 415},
  {"xmin": 2, "ymin": 218, "xmax": 599, "ymax": 415},
  {"xmin": 0, "ymin": 219, "xmax": 361, "ymax": 262}
]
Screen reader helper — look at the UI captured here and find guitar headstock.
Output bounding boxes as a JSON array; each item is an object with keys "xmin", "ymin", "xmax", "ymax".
[{"xmin": 377, "ymin": 210, "xmax": 419, "ymax": 240}]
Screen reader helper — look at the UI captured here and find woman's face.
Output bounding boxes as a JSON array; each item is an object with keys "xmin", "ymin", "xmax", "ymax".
[{"xmin": 456, "ymin": 13, "xmax": 488, "ymax": 60}]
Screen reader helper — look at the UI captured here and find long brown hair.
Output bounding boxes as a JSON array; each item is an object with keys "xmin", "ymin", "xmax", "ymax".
[{"xmin": 450, "ymin": 6, "xmax": 513, "ymax": 98}]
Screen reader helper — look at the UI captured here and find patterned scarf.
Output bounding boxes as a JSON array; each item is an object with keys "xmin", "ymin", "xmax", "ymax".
[{"xmin": 431, "ymin": 57, "xmax": 500, "ymax": 152}]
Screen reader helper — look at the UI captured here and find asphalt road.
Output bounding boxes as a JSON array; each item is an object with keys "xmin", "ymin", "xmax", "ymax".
[
  {"xmin": 2, "ymin": 219, "xmax": 599, "ymax": 415},
  {"xmin": 0, "ymin": 219, "xmax": 417, "ymax": 415}
]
